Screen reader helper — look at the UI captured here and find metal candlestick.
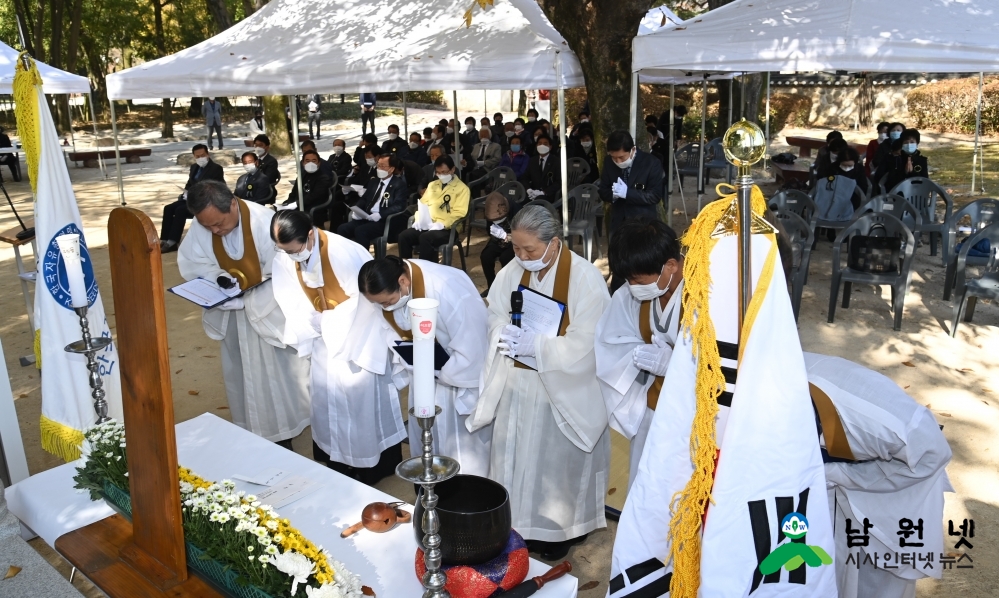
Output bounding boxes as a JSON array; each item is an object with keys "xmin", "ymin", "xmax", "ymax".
[
  {"xmin": 396, "ymin": 406, "xmax": 460, "ymax": 598},
  {"xmin": 64, "ymin": 305, "xmax": 112, "ymax": 424}
]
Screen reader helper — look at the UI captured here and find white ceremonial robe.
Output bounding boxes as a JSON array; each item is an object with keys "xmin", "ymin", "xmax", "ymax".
[
  {"xmin": 271, "ymin": 230, "xmax": 406, "ymax": 468},
  {"xmin": 468, "ymin": 248, "xmax": 611, "ymax": 542},
  {"xmin": 178, "ymin": 201, "xmax": 310, "ymax": 442},
  {"xmin": 595, "ymin": 280, "xmax": 683, "ymax": 488},
  {"xmin": 804, "ymin": 353, "xmax": 953, "ymax": 598},
  {"xmin": 389, "ymin": 260, "xmax": 491, "ymax": 476}
]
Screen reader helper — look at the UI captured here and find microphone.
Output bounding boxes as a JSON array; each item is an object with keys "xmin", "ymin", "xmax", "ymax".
[
  {"xmin": 510, "ymin": 291, "xmax": 523, "ymax": 328},
  {"xmin": 217, "ymin": 275, "xmax": 235, "ymax": 290}
]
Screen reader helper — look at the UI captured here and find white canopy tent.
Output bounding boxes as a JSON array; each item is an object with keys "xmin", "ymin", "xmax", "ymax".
[{"xmin": 105, "ymin": 0, "xmax": 582, "ymax": 230}]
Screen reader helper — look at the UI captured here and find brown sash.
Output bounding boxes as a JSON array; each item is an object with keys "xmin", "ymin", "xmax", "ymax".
[
  {"xmin": 381, "ymin": 261, "xmax": 426, "ymax": 340},
  {"xmin": 513, "ymin": 242, "xmax": 572, "ymax": 370},
  {"xmin": 638, "ymin": 300, "xmax": 665, "ymax": 410},
  {"xmin": 211, "ymin": 199, "xmax": 263, "ymax": 291},
  {"xmin": 296, "ymin": 231, "xmax": 349, "ymax": 312},
  {"xmin": 809, "ymin": 382, "xmax": 856, "ymax": 461}
]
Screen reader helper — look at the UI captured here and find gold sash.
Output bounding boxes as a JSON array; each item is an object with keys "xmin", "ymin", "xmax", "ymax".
[
  {"xmin": 809, "ymin": 382, "xmax": 856, "ymax": 461},
  {"xmin": 211, "ymin": 199, "xmax": 263, "ymax": 291},
  {"xmin": 513, "ymin": 243, "xmax": 572, "ymax": 370},
  {"xmin": 381, "ymin": 261, "xmax": 426, "ymax": 340},
  {"xmin": 296, "ymin": 231, "xmax": 349, "ymax": 312},
  {"xmin": 638, "ymin": 300, "xmax": 665, "ymax": 411}
]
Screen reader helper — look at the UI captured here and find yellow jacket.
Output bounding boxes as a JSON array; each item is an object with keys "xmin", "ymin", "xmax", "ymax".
[{"xmin": 420, "ymin": 178, "xmax": 469, "ymax": 229}]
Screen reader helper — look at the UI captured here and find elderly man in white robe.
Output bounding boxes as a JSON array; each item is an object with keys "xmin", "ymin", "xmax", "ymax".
[
  {"xmin": 467, "ymin": 205, "xmax": 611, "ymax": 561},
  {"xmin": 270, "ymin": 210, "xmax": 406, "ymax": 485},
  {"xmin": 805, "ymin": 352, "xmax": 953, "ymax": 598},
  {"xmin": 595, "ymin": 218, "xmax": 684, "ymax": 489},
  {"xmin": 359, "ymin": 256, "xmax": 491, "ymax": 476},
  {"xmin": 177, "ymin": 180, "xmax": 310, "ymax": 448}
]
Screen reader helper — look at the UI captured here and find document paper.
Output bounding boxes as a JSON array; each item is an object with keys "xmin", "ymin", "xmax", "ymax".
[{"xmin": 513, "ymin": 285, "xmax": 566, "ymax": 370}]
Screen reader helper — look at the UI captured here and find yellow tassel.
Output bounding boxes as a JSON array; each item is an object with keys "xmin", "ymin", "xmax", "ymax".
[
  {"xmin": 40, "ymin": 415, "xmax": 84, "ymax": 462},
  {"xmin": 667, "ymin": 184, "xmax": 769, "ymax": 597},
  {"xmin": 33, "ymin": 328, "xmax": 42, "ymax": 370},
  {"xmin": 13, "ymin": 53, "xmax": 42, "ymax": 195}
]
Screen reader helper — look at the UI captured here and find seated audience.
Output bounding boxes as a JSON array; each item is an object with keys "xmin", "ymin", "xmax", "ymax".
[
  {"xmin": 252, "ymin": 134, "xmax": 280, "ymax": 185},
  {"xmin": 408, "ymin": 132, "xmax": 429, "ymax": 166},
  {"xmin": 160, "ymin": 144, "xmax": 225, "ymax": 252},
  {"xmin": 570, "ymin": 110, "xmax": 591, "ymax": 139},
  {"xmin": 354, "ymin": 133, "xmax": 380, "ymax": 167},
  {"xmin": 248, "ymin": 109, "xmax": 265, "ymax": 137},
  {"xmin": 469, "ymin": 127, "xmax": 502, "ymax": 180},
  {"xmin": 234, "ymin": 151, "xmax": 275, "ymax": 204},
  {"xmin": 327, "ymin": 138, "xmax": 354, "ymax": 181},
  {"xmin": 816, "ymin": 138, "xmax": 849, "ymax": 180},
  {"xmin": 500, "ymin": 135, "xmax": 529, "ymax": 179},
  {"xmin": 491, "ymin": 112, "xmax": 506, "ymax": 143},
  {"xmin": 834, "ymin": 147, "xmax": 869, "ymax": 203},
  {"xmin": 301, "ymin": 139, "xmax": 332, "ymax": 178},
  {"xmin": 883, "ymin": 128, "xmax": 928, "ymax": 191},
  {"xmin": 568, "ymin": 129, "xmax": 600, "ymax": 184},
  {"xmin": 283, "ymin": 150, "xmax": 333, "ymax": 216},
  {"xmin": 398, "ymin": 155, "xmax": 468, "ymax": 263},
  {"xmin": 420, "ymin": 145, "xmax": 446, "ymax": 194},
  {"xmin": 479, "ymin": 190, "xmax": 519, "ymax": 292},
  {"xmin": 865, "ymin": 121, "xmax": 890, "ymax": 179},
  {"xmin": 524, "ymin": 134, "xmax": 561, "ymax": 201},
  {"xmin": 336, "ymin": 153, "xmax": 409, "ymax": 251},
  {"xmin": 382, "ymin": 124, "xmax": 409, "ymax": 159}
]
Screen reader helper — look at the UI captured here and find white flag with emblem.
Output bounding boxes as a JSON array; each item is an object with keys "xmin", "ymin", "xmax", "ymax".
[{"xmin": 14, "ymin": 55, "xmax": 122, "ymax": 462}]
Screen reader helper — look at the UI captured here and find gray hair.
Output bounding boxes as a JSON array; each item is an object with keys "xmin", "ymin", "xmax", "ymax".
[
  {"xmin": 187, "ymin": 180, "xmax": 234, "ymax": 216},
  {"xmin": 511, "ymin": 204, "xmax": 561, "ymax": 243}
]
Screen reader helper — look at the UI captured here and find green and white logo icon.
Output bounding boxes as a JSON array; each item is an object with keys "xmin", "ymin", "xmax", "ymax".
[{"xmin": 759, "ymin": 513, "xmax": 832, "ymax": 575}]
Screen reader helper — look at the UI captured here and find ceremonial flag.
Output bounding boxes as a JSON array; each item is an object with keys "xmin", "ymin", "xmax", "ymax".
[
  {"xmin": 13, "ymin": 54, "xmax": 122, "ymax": 461},
  {"xmin": 609, "ymin": 188, "xmax": 836, "ymax": 597}
]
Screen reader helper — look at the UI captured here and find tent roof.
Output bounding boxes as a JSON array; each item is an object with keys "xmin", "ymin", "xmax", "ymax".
[
  {"xmin": 633, "ymin": 0, "xmax": 999, "ymax": 74},
  {"xmin": 636, "ymin": 6, "xmax": 737, "ymax": 85},
  {"xmin": 0, "ymin": 41, "xmax": 91, "ymax": 94},
  {"xmin": 107, "ymin": 0, "xmax": 584, "ymax": 100}
]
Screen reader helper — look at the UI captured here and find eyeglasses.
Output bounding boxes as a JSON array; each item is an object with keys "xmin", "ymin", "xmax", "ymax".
[{"xmin": 274, "ymin": 242, "xmax": 307, "ymax": 255}]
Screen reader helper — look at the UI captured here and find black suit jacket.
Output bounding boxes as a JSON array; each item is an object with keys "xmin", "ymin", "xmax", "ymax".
[
  {"xmin": 234, "ymin": 170, "xmax": 274, "ymax": 204},
  {"xmin": 185, "ymin": 160, "xmax": 225, "ymax": 190},
  {"xmin": 259, "ymin": 153, "xmax": 280, "ymax": 185},
  {"xmin": 284, "ymin": 171, "xmax": 332, "ymax": 212},
  {"xmin": 357, "ymin": 175, "xmax": 408, "ymax": 217},
  {"xmin": 525, "ymin": 154, "xmax": 562, "ymax": 199},
  {"xmin": 382, "ymin": 137, "xmax": 410, "ymax": 160},
  {"xmin": 328, "ymin": 152, "xmax": 354, "ymax": 180},
  {"xmin": 598, "ymin": 149, "xmax": 665, "ymax": 231}
]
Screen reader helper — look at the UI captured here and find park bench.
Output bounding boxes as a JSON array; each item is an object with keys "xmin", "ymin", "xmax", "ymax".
[
  {"xmin": 773, "ymin": 161, "xmax": 812, "ymax": 186},
  {"xmin": 785, "ymin": 136, "xmax": 867, "ymax": 158},
  {"xmin": 68, "ymin": 148, "xmax": 152, "ymax": 168}
]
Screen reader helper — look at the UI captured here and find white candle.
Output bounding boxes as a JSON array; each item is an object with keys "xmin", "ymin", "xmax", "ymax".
[
  {"xmin": 55, "ymin": 234, "xmax": 89, "ymax": 309},
  {"xmin": 408, "ymin": 298, "xmax": 440, "ymax": 419}
]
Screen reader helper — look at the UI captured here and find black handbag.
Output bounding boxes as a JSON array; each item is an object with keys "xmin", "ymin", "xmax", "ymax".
[{"xmin": 847, "ymin": 224, "xmax": 901, "ymax": 273}]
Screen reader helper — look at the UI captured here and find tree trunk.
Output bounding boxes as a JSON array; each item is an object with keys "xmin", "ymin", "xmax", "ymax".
[
  {"xmin": 205, "ymin": 0, "xmax": 234, "ymax": 31},
  {"xmin": 189, "ymin": 97, "xmax": 204, "ymax": 118},
  {"xmin": 518, "ymin": 90, "xmax": 527, "ymax": 116},
  {"xmin": 149, "ymin": 0, "xmax": 174, "ymax": 137},
  {"xmin": 535, "ymin": 0, "xmax": 648, "ymax": 157},
  {"xmin": 12, "ymin": 0, "xmax": 36, "ymax": 57},
  {"xmin": 32, "ymin": 0, "xmax": 46, "ymax": 61},
  {"xmin": 743, "ymin": 73, "xmax": 763, "ymax": 125},
  {"xmin": 262, "ymin": 95, "xmax": 291, "ymax": 156}
]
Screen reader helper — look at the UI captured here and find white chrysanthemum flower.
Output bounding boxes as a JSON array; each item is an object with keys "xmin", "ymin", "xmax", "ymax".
[
  {"xmin": 305, "ymin": 584, "xmax": 344, "ymax": 598},
  {"xmin": 240, "ymin": 504, "xmax": 251, "ymax": 513},
  {"xmin": 258, "ymin": 554, "xmax": 270, "ymax": 563},
  {"xmin": 269, "ymin": 551, "xmax": 316, "ymax": 596},
  {"xmin": 105, "ymin": 452, "xmax": 113, "ymax": 458},
  {"xmin": 329, "ymin": 559, "xmax": 362, "ymax": 596},
  {"xmin": 245, "ymin": 495, "xmax": 258, "ymax": 502},
  {"xmin": 274, "ymin": 533, "xmax": 285, "ymax": 543},
  {"xmin": 217, "ymin": 513, "xmax": 230, "ymax": 524},
  {"xmin": 257, "ymin": 535, "xmax": 272, "ymax": 546},
  {"xmin": 248, "ymin": 546, "xmax": 255, "ymax": 553},
  {"xmin": 197, "ymin": 487, "xmax": 206, "ymax": 494},
  {"xmin": 250, "ymin": 501, "xmax": 261, "ymax": 508},
  {"xmin": 209, "ymin": 512, "xmax": 219, "ymax": 522},
  {"xmin": 180, "ymin": 482, "xmax": 194, "ymax": 494},
  {"xmin": 253, "ymin": 527, "xmax": 268, "ymax": 538},
  {"xmin": 266, "ymin": 520, "xmax": 278, "ymax": 531},
  {"xmin": 265, "ymin": 545, "xmax": 279, "ymax": 555},
  {"xmin": 213, "ymin": 491, "xmax": 226, "ymax": 501}
]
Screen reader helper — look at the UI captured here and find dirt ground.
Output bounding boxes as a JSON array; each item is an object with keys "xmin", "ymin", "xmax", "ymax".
[{"xmin": 3, "ymin": 114, "xmax": 998, "ymax": 596}]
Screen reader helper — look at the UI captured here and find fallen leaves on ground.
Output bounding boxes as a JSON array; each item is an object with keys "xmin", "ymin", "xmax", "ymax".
[
  {"xmin": 217, "ymin": 406, "xmax": 229, "ymax": 410},
  {"xmin": 4, "ymin": 566, "xmax": 21, "ymax": 579},
  {"xmin": 902, "ymin": 361, "xmax": 916, "ymax": 367},
  {"xmin": 18, "ymin": 393, "xmax": 27, "ymax": 398},
  {"xmin": 938, "ymin": 412, "xmax": 952, "ymax": 417},
  {"xmin": 188, "ymin": 390, "xmax": 200, "ymax": 395},
  {"xmin": 579, "ymin": 580, "xmax": 600, "ymax": 591},
  {"xmin": 175, "ymin": 369, "xmax": 182, "ymax": 374},
  {"xmin": 607, "ymin": 487, "xmax": 617, "ymax": 495}
]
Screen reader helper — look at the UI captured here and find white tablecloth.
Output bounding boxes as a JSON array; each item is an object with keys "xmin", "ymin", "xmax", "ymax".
[{"xmin": 6, "ymin": 413, "xmax": 577, "ymax": 597}]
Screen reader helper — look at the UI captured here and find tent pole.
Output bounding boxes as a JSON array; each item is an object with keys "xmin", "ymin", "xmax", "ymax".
[
  {"xmin": 403, "ymin": 92, "xmax": 408, "ymax": 139},
  {"xmin": 289, "ymin": 95, "xmax": 304, "ymax": 212},
  {"xmin": 556, "ymin": 51, "xmax": 569, "ymax": 240},
  {"xmin": 728, "ymin": 78, "xmax": 733, "ymax": 128},
  {"xmin": 764, "ymin": 72, "xmax": 771, "ymax": 175},
  {"xmin": 629, "ymin": 71, "xmax": 639, "ymax": 141},
  {"xmin": 453, "ymin": 90, "xmax": 460, "ymax": 175},
  {"xmin": 972, "ymin": 72, "xmax": 984, "ymax": 195},
  {"xmin": 698, "ymin": 77, "xmax": 706, "ymax": 209},
  {"xmin": 87, "ymin": 92, "xmax": 107, "ymax": 179},
  {"xmin": 108, "ymin": 99, "xmax": 126, "ymax": 206},
  {"xmin": 484, "ymin": 90, "xmax": 487, "ymax": 119},
  {"xmin": 667, "ymin": 84, "xmax": 675, "ymax": 227}
]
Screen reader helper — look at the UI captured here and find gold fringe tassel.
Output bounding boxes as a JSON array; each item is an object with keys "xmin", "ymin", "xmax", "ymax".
[
  {"xmin": 33, "ymin": 328, "xmax": 42, "ymax": 370},
  {"xmin": 12, "ymin": 52, "xmax": 42, "ymax": 195},
  {"xmin": 667, "ymin": 184, "xmax": 769, "ymax": 597},
  {"xmin": 40, "ymin": 415, "xmax": 84, "ymax": 462}
]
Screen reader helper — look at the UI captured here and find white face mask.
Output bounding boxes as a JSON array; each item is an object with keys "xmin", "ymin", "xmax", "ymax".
[
  {"xmin": 840, "ymin": 165, "xmax": 854, "ymax": 173},
  {"xmin": 431, "ymin": 133, "xmax": 438, "ymax": 140},
  {"xmin": 878, "ymin": 133, "xmax": 888, "ymax": 142},
  {"xmin": 438, "ymin": 173, "xmax": 453, "ymax": 185},
  {"xmin": 614, "ymin": 149, "xmax": 636, "ymax": 170},
  {"xmin": 303, "ymin": 162, "xmax": 318, "ymax": 174},
  {"xmin": 376, "ymin": 168, "xmax": 390, "ymax": 179},
  {"xmin": 528, "ymin": 116, "xmax": 537, "ymax": 122},
  {"xmin": 446, "ymin": 127, "xmax": 454, "ymax": 134},
  {"xmin": 243, "ymin": 163, "xmax": 257, "ymax": 174},
  {"xmin": 254, "ymin": 147, "xmax": 266, "ymax": 158},
  {"xmin": 514, "ymin": 125, "xmax": 524, "ymax": 133},
  {"xmin": 505, "ymin": 131, "xmax": 515, "ymax": 138},
  {"xmin": 465, "ymin": 124, "xmax": 475, "ymax": 131},
  {"xmin": 903, "ymin": 143, "xmax": 918, "ymax": 154},
  {"xmin": 388, "ymin": 133, "xmax": 398, "ymax": 140},
  {"xmin": 332, "ymin": 146, "xmax": 344, "ymax": 155},
  {"xmin": 287, "ymin": 241, "xmax": 312, "ymax": 263},
  {"xmin": 629, "ymin": 268, "xmax": 673, "ymax": 301},
  {"xmin": 580, "ymin": 118, "xmax": 589, "ymax": 123},
  {"xmin": 409, "ymin": 141, "xmax": 419, "ymax": 150},
  {"xmin": 366, "ymin": 158, "xmax": 376, "ymax": 167},
  {"xmin": 516, "ymin": 238, "xmax": 556, "ymax": 272},
  {"xmin": 481, "ymin": 137, "xmax": 490, "ymax": 145},
  {"xmin": 207, "ymin": 97, "xmax": 215, "ymax": 101},
  {"xmin": 829, "ymin": 153, "xmax": 839, "ymax": 162},
  {"xmin": 382, "ymin": 289, "xmax": 410, "ymax": 312},
  {"xmin": 195, "ymin": 157, "xmax": 209, "ymax": 167},
  {"xmin": 536, "ymin": 145, "xmax": 551, "ymax": 156},
  {"xmin": 581, "ymin": 141, "xmax": 593, "ymax": 150}
]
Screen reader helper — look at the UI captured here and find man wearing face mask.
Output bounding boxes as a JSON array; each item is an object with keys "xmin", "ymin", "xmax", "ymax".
[
  {"xmin": 595, "ymin": 219, "xmax": 684, "ymax": 488},
  {"xmin": 234, "ymin": 151, "xmax": 275, "ymax": 205},
  {"xmin": 160, "ymin": 144, "xmax": 226, "ymax": 253},
  {"xmin": 358, "ymin": 255, "xmax": 492, "ymax": 476},
  {"xmin": 479, "ymin": 191, "xmax": 518, "ymax": 292},
  {"xmin": 408, "ymin": 132, "xmax": 429, "ymax": 166},
  {"xmin": 512, "ymin": 118, "xmax": 532, "ymax": 156},
  {"xmin": 524, "ymin": 134, "xmax": 561, "ymax": 201},
  {"xmin": 252, "ymin": 134, "xmax": 280, "ymax": 186},
  {"xmin": 866, "ymin": 121, "xmax": 890, "ymax": 178},
  {"xmin": 491, "ymin": 112, "xmax": 506, "ymax": 143},
  {"xmin": 353, "ymin": 133, "xmax": 379, "ymax": 167},
  {"xmin": 178, "ymin": 180, "xmax": 311, "ymax": 449},
  {"xmin": 524, "ymin": 108, "xmax": 541, "ymax": 140},
  {"xmin": 248, "ymin": 109, "xmax": 266, "ymax": 138},
  {"xmin": 570, "ymin": 110, "xmax": 590, "ymax": 139},
  {"xmin": 884, "ymin": 128, "xmax": 928, "ymax": 192},
  {"xmin": 569, "ymin": 130, "xmax": 600, "ymax": 184},
  {"xmin": 270, "ymin": 209, "xmax": 404, "ymax": 485},
  {"xmin": 470, "ymin": 126, "xmax": 502, "ymax": 180},
  {"xmin": 461, "ymin": 117, "xmax": 479, "ymax": 153},
  {"xmin": 398, "ymin": 155, "xmax": 469, "ymax": 263},
  {"xmin": 381, "ymin": 124, "xmax": 409, "ymax": 159},
  {"xmin": 283, "ymin": 151, "xmax": 333, "ymax": 219},
  {"xmin": 202, "ymin": 96, "xmax": 223, "ymax": 150},
  {"xmin": 300, "ymin": 139, "xmax": 332, "ymax": 178},
  {"xmin": 337, "ymin": 153, "xmax": 409, "ymax": 252}
]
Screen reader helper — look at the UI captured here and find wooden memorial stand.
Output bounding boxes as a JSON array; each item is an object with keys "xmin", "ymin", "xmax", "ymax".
[{"xmin": 55, "ymin": 208, "xmax": 221, "ymax": 596}]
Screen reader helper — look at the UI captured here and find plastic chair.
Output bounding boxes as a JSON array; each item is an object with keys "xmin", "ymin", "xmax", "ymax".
[
  {"xmin": 949, "ymin": 223, "xmax": 999, "ymax": 337},
  {"xmin": 889, "ymin": 177, "xmax": 953, "ymax": 262},
  {"xmin": 564, "ymin": 184, "xmax": 600, "ymax": 262},
  {"xmin": 565, "ymin": 158, "xmax": 591, "ymax": 191},
  {"xmin": 943, "ymin": 198, "xmax": 999, "ymax": 300},
  {"xmin": 851, "ymin": 194, "xmax": 923, "ymax": 232},
  {"xmin": 674, "ymin": 142, "xmax": 702, "ymax": 188},
  {"xmin": 828, "ymin": 212, "xmax": 915, "ymax": 331},
  {"xmin": 774, "ymin": 208, "xmax": 814, "ymax": 322},
  {"xmin": 374, "ymin": 200, "xmax": 417, "ymax": 259},
  {"xmin": 769, "ymin": 189, "xmax": 817, "ymax": 225},
  {"xmin": 523, "ymin": 199, "xmax": 559, "ymax": 218},
  {"xmin": 307, "ymin": 173, "xmax": 338, "ymax": 228},
  {"xmin": 703, "ymin": 138, "xmax": 733, "ymax": 184},
  {"xmin": 406, "ymin": 212, "xmax": 466, "ymax": 270},
  {"xmin": 463, "ymin": 167, "xmax": 520, "ymax": 256},
  {"xmin": 811, "ymin": 179, "xmax": 867, "ymax": 235}
]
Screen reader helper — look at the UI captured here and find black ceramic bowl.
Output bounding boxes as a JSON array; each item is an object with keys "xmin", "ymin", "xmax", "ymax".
[{"xmin": 413, "ymin": 474, "xmax": 512, "ymax": 566}]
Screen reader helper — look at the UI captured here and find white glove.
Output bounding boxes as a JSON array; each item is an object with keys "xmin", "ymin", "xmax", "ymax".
[
  {"xmin": 220, "ymin": 276, "xmax": 241, "ymax": 297},
  {"xmin": 368, "ymin": 212, "xmax": 382, "ymax": 222},
  {"xmin": 612, "ymin": 177, "xmax": 628, "ymax": 200},
  {"xmin": 498, "ymin": 324, "xmax": 536, "ymax": 358},
  {"xmin": 429, "ymin": 221, "xmax": 446, "ymax": 231},
  {"xmin": 218, "ymin": 298, "xmax": 244, "ymax": 311},
  {"xmin": 526, "ymin": 189, "xmax": 544, "ymax": 199},
  {"xmin": 489, "ymin": 224, "xmax": 507, "ymax": 240},
  {"xmin": 633, "ymin": 336, "xmax": 672, "ymax": 377},
  {"xmin": 309, "ymin": 311, "xmax": 323, "ymax": 333},
  {"xmin": 350, "ymin": 184, "xmax": 365, "ymax": 195}
]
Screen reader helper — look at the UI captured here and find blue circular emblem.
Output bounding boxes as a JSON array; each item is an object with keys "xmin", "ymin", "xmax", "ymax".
[
  {"xmin": 44, "ymin": 223, "xmax": 97, "ymax": 309},
  {"xmin": 781, "ymin": 512, "xmax": 809, "ymax": 538}
]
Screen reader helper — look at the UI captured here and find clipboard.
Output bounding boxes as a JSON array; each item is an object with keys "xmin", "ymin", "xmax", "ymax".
[
  {"xmin": 392, "ymin": 340, "xmax": 450, "ymax": 371},
  {"xmin": 511, "ymin": 285, "xmax": 566, "ymax": 370},
  {"xmin": 168, "ymin": 277, "xmax": 270, "ymax": 309}
]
